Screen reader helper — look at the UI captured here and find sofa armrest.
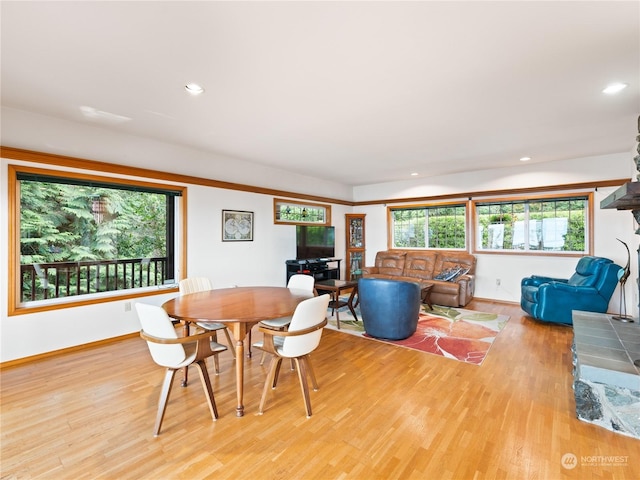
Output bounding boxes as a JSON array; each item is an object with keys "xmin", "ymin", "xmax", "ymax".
[
  {"xmin": 361, "ymin": 266, "xmax": 379, "ymax": 275},
  {"xmin": 456, "ymin": 274, "xmax": 475, "ymax": 304},
  {"xmin": 534, "ymin": 282, "xmax": 607, "ymax": 323}
]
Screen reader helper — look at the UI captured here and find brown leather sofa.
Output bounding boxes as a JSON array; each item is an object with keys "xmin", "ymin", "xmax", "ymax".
[{"xmin": 361, "ymin": 250, "xmax": 477, "ymax": 307}]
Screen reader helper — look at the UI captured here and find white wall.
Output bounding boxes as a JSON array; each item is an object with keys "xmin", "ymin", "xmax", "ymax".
[
  {"xmin": 1, "ymin": 106, "xmax": 637, "ymax": 362},
  {"xmin": 0, "ymin": 158, "xmax": 350, "ymax": 362},
  {"xmin": 183, "ymin": 185, "xmax": 349, "ymax": 289},
  {"xmin": 0, "ymin": 108, "xmax": 352, "ymax": 362}
]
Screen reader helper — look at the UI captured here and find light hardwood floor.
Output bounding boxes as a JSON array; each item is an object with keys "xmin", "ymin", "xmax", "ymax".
[{"xmin": 1, "ymin": 299, "xmax": 638, "ymax": 480}]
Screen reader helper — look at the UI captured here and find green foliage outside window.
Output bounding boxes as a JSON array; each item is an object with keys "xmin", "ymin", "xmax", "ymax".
[
  {"xmin": 274, "ymin": 198, "xmax": 330, "ymax": 225},
  {"xmin": 20, "ymin": 181, "xmax": 167, "ymax": 264},
  {"xmin": 19, "ymin": 178, "xmax": 174, "ymax": 302},
  {"xmin": 476, "ymin": 197, "xmax": 587, "ymax": 252},
  {"xmin": 391, "ymin": 205, "xmax": 466, "ymax": 249},
  {"xmin": 391, "ymin": 196, "xmax": 587, "ymax": 253}
]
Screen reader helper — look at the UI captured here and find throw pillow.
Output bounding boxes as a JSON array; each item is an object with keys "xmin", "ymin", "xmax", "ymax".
[
  {"xmin": 452, "ymin": 266, "xmax": 470, "ymax": 280},
  {"xmin": 434, "ymin": 265, "xmax": 470, "ymax": 282}
]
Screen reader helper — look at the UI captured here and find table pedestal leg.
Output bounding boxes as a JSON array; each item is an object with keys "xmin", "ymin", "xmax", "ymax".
[
  {"xmin": 229, "ymin": 322, "xmax": 254, "ymax": 417},
  {"xmin": 234, "ymin": 338, "xmax": 245, "ymax": 417},
  {"xmin": 421, "ymin": 286, "xmax": 433, "ymax": 310}
]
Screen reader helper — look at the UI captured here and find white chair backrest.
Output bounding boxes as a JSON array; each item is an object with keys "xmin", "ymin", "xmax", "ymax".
[
  {"xmin": 287, "ymin": 274, "xmax": 315, "ymax": 293},
  {"xmin": 135, "ymin": 303, "xmax": 186, "ymax": 368},
  {"xmin": 179, "ymin": 277, "xmax": 213, "ymax": 295},
  {"xmin": 281, "ymin": 294, "xmax": 330, "ymax": 358}
]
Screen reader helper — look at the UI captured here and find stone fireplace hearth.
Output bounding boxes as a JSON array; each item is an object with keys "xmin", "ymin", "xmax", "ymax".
[{"xmin": 572, "ymin": 310, "xmax": 640, "ymax": 438}]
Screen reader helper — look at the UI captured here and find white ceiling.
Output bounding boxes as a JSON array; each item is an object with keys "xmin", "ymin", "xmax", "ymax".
[{"xmin": 1, "ymin": 1, "xmax": 639, "ymax": 187}]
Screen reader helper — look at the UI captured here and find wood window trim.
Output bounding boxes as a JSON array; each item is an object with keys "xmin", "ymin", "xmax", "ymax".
[
  {"xmin": 470, "ymin": 191, "xmax": 594, "ymax": 257},
  {"xmin": 386, "ymin": 201, "xmax": 469, "ymax": 251},
  {"xmin": 384, "ymin": 191, "xmax": 596, "ymax": 256}
]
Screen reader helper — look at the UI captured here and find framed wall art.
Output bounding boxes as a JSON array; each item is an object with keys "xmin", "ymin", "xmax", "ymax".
[{"xmin": 222, "ymin": 210, "xmax": 254, "ymax": 241}]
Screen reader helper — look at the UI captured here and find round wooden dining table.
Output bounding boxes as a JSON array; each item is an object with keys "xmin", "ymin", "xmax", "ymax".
[{"xmin": 162, "ymin": 286, "xmax": 314, "ymax": 417}]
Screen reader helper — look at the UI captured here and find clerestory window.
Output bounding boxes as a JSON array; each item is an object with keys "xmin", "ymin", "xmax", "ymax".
[
  {"xmin": 273, "ymin": 198, "xmax": 331, "ymax": 225},
  {"xmin": 9, "ymin": 165, "xmax": 185, "ymax": 314}
]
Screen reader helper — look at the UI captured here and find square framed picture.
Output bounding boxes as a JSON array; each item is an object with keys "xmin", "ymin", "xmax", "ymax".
[{"xmin": 222, "ymin": 210, "xmax": 254, "ymax": 241}]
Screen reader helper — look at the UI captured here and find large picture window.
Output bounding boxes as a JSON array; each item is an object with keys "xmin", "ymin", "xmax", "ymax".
[
  {"xmin": 389, "ymin": 203, "xmax": 467, "ymax": 249},
  {"xmin": 9, "ymin": 165, "xmax": 185, "ymax": 314},
  {"xmin": 473, "ymin": 194, "xmax": 591, "ymax": 253}
]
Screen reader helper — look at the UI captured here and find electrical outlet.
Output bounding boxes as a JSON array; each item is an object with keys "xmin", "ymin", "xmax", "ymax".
[
  {"xmin": 124, "ymin": 301, "xmax": 132, "ymax": 312},
  {"xmin": 495, "ymin": 278, "xmax": 501, "ymax": 287}
]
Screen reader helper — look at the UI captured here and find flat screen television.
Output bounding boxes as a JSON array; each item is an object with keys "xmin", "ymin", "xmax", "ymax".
[{"xmin": 296, "ymin": 225, "xmax": 335, "ymax": 260}]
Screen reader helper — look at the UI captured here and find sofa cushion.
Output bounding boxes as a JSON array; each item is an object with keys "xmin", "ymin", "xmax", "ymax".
[
  {"xmin": 568, "ymin": 256, "xmax": 610, "ymax": 287},
  {"xmin": 374, "ymin": 251, "xmax": 407, "ymax": 276},
  {"xmin": 403, "ymin": 251, "xmax": 438, "ymax": 280}
]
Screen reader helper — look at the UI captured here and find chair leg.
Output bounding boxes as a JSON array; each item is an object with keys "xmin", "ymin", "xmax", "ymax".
[
  {"xmin": 294, "ymin": 357, "xmax": 313, "ymax": 417},
  {"xmin": 212, "ymin": 353, "xmax": 221, "ymax": 375},
  {"xmin": 181, "ymin": 323, "xmax": 190, "ymax": 387},
  {"xmin": 205, "ymin": 330, "xmax": 221, "ymax": 374},
  {"xmin": 223, "ymin": 328, "xmax": 236, "ymax": 359},
  {"xmin": 306, "ymin": 356, "xmax": 319, "ymax": 391},
  {"xmin": 193, "ymin": 360, "xmax": 218, "ymax": 421},
  {"xmin": 259, "ymin": 357, "xmax": 282, "ymax": 414},
  {"xmin": 154, "ymin": 368, "xmax": 177, "ymax": 436},
  {"xmin": 272, "ymin": 357, "xmax": 283, "ymax": 388},
  {"xmin": 259, "ymin": 351, "xmax": 289, "ymax": 369}
]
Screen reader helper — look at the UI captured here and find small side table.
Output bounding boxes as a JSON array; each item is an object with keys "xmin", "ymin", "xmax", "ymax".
[
  {"xmin": 315, "ymin": 279, "xmax": 359, "ymax": 329},
  {"xmin": 420, "ymin": 283, "xmax": 434, "ymax": 310}
]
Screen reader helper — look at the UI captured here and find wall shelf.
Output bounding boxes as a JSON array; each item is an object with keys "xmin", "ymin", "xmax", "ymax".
[{"xmin": 600, "ymin": 181, "xmax": 640, "ymax": 210}]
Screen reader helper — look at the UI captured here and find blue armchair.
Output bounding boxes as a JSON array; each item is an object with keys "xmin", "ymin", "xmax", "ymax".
[
  {"xmin": 358, "ymin": 278, "xmax": 421, "ymax": 340},
  {"xmin": 521, "ymin": 256, "xmax": 622, "ymax": 325}
]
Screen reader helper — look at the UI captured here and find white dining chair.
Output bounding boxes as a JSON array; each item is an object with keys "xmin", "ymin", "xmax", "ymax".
[
  {"xmin": 179, "ymin": 277, "xmax": 236, "ymax": 364},
  {"xmin": 258, "ymin": 294, "xmax": 330, "ymax": 417},
  {"xmin": 136, "ymin": 302, "xmax": 227, "ymax": 436},
  {"xmin": 254, "ymin": 274, "xmax": 316, "ymax": 365}
]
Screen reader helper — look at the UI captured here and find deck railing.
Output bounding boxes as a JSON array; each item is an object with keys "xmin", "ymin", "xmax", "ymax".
[{"xmin": 20, "ymin": 257, "xmax": 168, "ymax": 302}]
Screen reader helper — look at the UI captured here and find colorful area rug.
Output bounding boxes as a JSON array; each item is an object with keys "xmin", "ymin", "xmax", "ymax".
[{"xmin": 325, "ymin": 302, "xmax": 509, "ymax": 365}]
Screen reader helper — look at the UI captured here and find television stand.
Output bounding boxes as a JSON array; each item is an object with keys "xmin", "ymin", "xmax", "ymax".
[{"xmin": 285, "ymin": 258, "xmax": 341, "ymax": 284}]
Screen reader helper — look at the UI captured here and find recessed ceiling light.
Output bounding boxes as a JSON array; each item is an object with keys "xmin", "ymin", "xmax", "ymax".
[
  {"xmin": 185, "ymin": 83, "xmax": 204, "ymax": 95},
  {"xmin": 602, "ymin": 82, "xmax": 628, "ymax": 95},
  {"xmin": 410, "ymin": 172, "xmax": 419, "ymax": 176},
  {"xmin": 519, "ymin": 156, "xmax": 531, "ymax": 162}
]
